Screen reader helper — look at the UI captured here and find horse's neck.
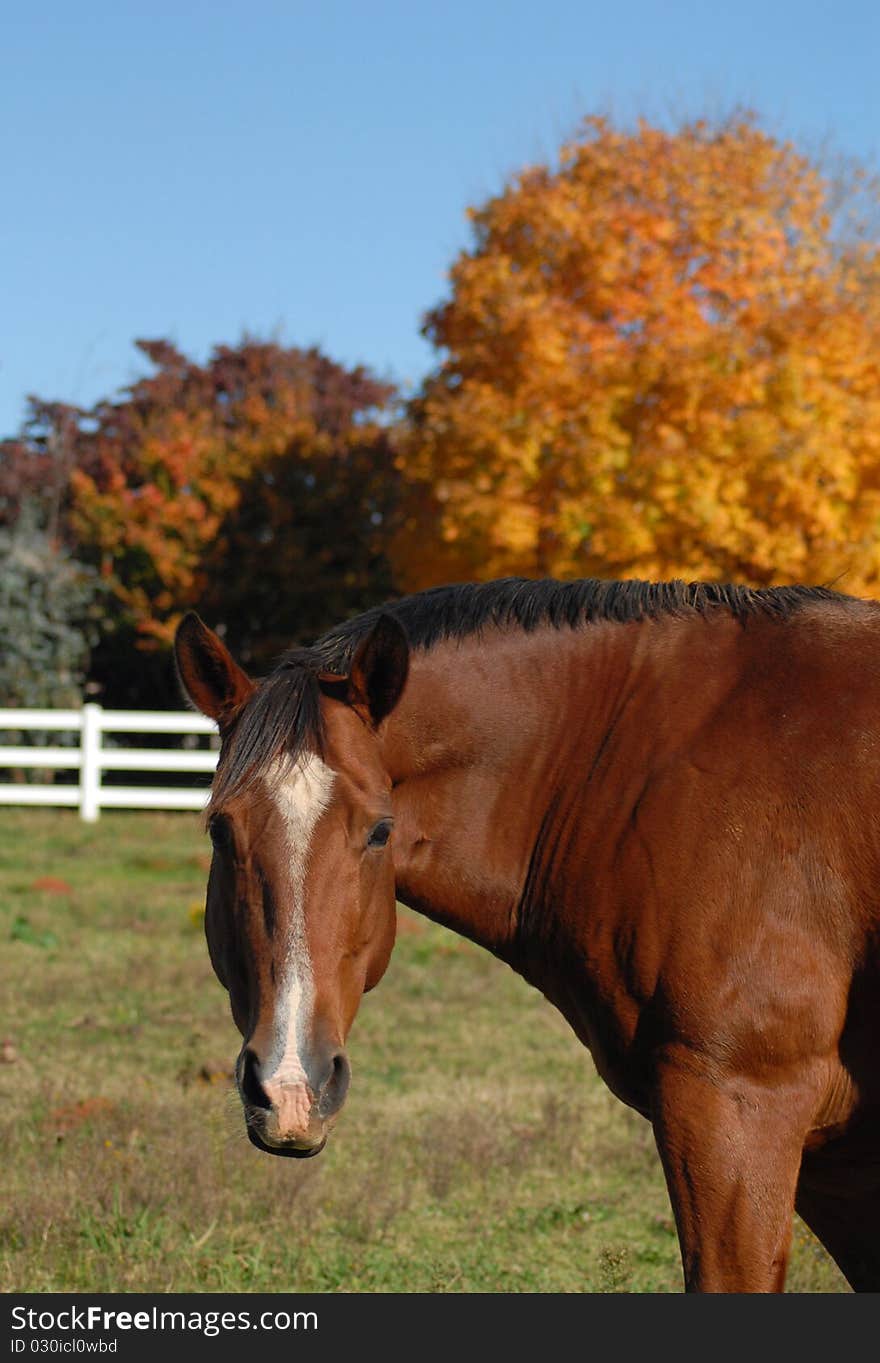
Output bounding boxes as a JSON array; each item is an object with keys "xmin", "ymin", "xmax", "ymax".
[{"xmin": 380, "ymin": 625, "xmax": 634, "ymax": 961}]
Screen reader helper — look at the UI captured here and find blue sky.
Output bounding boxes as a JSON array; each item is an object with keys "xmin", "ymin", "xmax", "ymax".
[{"xmin": 2, "ymin": 0, "xmax": 878, "ymax": 435}]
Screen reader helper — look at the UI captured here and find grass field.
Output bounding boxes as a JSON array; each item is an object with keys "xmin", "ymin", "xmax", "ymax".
[{"xmin": 0, "ymin": 808, "xmax": 846, "ymax": 1293}]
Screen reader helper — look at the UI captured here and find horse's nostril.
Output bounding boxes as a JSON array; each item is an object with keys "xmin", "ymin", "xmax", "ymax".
[
  {"xmin": 318, "ymin": 1050, "xmax": 351, "ymax": 1117},
  {"xmin": 240, "ymin": 1048, "xmax": 271, "ymax": 1110}
]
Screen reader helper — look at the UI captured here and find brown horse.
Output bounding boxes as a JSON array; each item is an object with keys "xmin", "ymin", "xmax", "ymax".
[{"xmin": 174, "ymin": 576, "xmax": 880, "ymax": 1293}]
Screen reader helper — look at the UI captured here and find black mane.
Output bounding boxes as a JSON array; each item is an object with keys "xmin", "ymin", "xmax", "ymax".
[
  {"xmin": 312, "ymin": 576, "xmax": 843, "ymax": 671},
  {"xmin": 207, "ymin": 576, "xmax": 848, "ymax": 809}
]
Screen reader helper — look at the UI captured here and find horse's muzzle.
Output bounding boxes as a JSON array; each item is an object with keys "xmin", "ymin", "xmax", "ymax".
[
  {"xmin": 245, "ymin": 1123, "xmax": 327, "ymax": 1159},
  {"xmin": 237, "ymin": 1046, "xmax": 350, "ymax": 1157}
]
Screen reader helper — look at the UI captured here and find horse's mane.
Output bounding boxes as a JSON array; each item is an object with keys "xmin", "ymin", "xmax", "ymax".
[{"xmin": 207, "ymin": 576, "xmax": 849, "ymax": 810}]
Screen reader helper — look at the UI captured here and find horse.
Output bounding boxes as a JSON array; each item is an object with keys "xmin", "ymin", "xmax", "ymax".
[{"xmin": 174, "ymin": 576, "xmax": 880, "ymax": 1293}]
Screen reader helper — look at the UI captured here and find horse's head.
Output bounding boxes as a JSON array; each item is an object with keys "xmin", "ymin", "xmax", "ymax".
[{"xmin": 174, "ymin": 612, "xmax": 409, "ymax": 1157}]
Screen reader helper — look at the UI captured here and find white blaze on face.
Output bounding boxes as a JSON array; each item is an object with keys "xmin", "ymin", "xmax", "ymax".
[{"xmin": 256, "ymin": 754, "xmax": 335, "ymax": 1108}]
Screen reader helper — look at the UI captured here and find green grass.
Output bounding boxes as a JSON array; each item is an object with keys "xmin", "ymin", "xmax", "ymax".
[{"xmin": 0, "ymin": 809, "xmax": 845, "ymax": 1293}]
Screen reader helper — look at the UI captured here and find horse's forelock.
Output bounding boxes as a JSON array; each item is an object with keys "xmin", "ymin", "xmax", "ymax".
[{"xmin": 208, "ymin": 659, "xmax": 325, "ymax": 812}]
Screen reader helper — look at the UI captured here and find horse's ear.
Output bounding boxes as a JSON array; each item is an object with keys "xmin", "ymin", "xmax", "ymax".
[
  {"xmin": 327, "ymin": 614, "xmax": 409, "ymax": 728},
  {"xmin": 173, "ymin": 613, "xmax": 254, "ymax": 726}
]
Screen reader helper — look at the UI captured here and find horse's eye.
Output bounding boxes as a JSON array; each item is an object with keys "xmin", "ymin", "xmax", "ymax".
[
  {"xmin": 366, "ymin": 819, "xmax": 393, "ymax": 849},
  {"xmin": 208, "ymin": 817, "xmax": 233, "ymax": 852}
]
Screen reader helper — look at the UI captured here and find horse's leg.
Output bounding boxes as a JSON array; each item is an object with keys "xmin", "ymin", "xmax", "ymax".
[
  {"xmin": 795, "ymin": 1134, "xmax": 880, "ymax": 1291},
  {"xmin": 651, "ymin": 1053, "xmax": 815, "ymax": 1292}
]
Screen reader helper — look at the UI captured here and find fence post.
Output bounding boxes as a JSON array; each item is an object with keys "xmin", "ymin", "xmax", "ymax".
[{"xmin": 80, "ymin": 703, "xmax": 102, "ymax": 822}]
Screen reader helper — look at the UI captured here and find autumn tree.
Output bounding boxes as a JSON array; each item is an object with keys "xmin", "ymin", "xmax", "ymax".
[
  {"xmin": 200, "ymin": 428, "xmax": 400, "ymax": 674},
  {"xmin": 394, "ymin": 115, "xmax": 880, "ymax": 593},
  {"xmin": 20, "ymin": 340, "xmax": 400, "ymax": 703}
]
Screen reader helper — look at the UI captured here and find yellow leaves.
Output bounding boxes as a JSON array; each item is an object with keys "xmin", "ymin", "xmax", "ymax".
[
  {"xmin": 649, "ymin": 217, "xmax": 676, "ymax": 246},
  {"xmin": 394, "ymin": 113, "xmax": 880, "ymax": 594},
  {"xmin": 491, "ymin": 503, "xmax": 538, "ymax": 559}
]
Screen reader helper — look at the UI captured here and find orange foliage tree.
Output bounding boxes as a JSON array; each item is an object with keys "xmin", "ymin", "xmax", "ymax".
[
  {"xmin": 394, "ymin": 115, "xmax": 880, "ymax": 593},
  {"xmin": 19, "ymin": 340, "xmax": 399, "ymax": 704},
  {"xmin": 64, "ymin": 340, "xmax": 397, "ymax": 650}
]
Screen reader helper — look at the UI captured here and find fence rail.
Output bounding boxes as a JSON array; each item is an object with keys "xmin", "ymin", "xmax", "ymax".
[{"xmin": 0, "ymin": 705, "xmax": 219, "ymax": 821}]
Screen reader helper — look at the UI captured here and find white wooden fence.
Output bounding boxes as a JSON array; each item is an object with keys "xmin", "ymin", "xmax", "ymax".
[{"xmin": 0, "ymin": 706, "xmax": 219, "ymax": 821}]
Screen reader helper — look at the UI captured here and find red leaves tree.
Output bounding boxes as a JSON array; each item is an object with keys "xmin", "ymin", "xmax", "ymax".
[{"xmin": 14, "ymin": 339, "xmax": 400, "ymax": 704}]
